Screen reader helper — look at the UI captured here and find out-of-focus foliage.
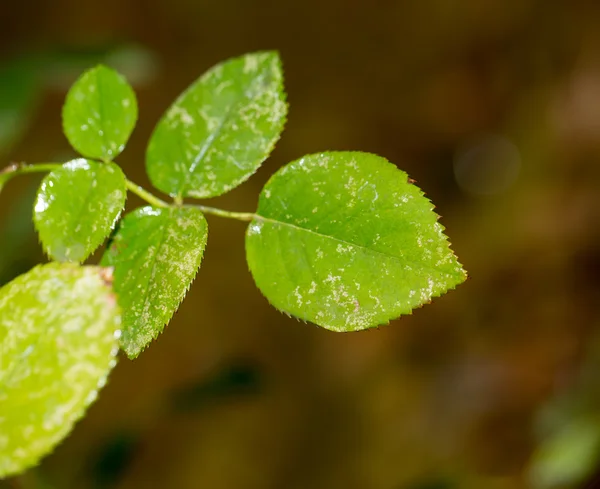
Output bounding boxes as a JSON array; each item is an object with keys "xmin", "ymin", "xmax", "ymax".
[
  {"xmin": 528, "ymin": 330, "xmax": 600, "ymax": 488},
  {"xmin": 530, "ymin": 416, "xmax": 600, "ymax": 488},
  {"xmin": 0, "ymin": 44, "xmax": 156, "ymax": 157},
  {"xmin": 0, "ymin": 182, "xmax": 41, "ymax": 287},
  {"xmin": 0, "ymin": 58, "xmax": 40, "ymax": 158},
  {"xmin": 0, "ymin": 263, "xmax": 120, "ymax": 478}
]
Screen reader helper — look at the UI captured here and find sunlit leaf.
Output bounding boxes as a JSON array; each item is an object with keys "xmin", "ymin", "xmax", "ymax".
[
  {"xmin": 33, "ymin": 159, "xmax": 127, "ymax": 263},
  {"xmin": 62, "ymin": 64, "xmax": 137, "ymax": 161},
  {"xmin": 246, "ymin": 151, "xmax": 467, "ymax": 331},
  {"xmin": 101, "ymin": 206, "xmax": 208, "ymax": 358},
  {"xmin": 0, "ymin": 263, "xmax": 120, "ymax": 478},
  {"xmin": 146, "ymin": 51, "xmax": 287, "ymax": 199}
]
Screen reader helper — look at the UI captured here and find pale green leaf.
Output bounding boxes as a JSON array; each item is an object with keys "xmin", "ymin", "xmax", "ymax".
[
  {"xmin": 33, "ymin": 159, "xmax": 127, "ymax": 263},
  {"xmin": 246, "ymin": 151, "xmax": 467, "ymax": 331},
  {"xmin": 0, "ymin": 263, "xmax": 120, "ymax": 478},
  {"xmin": 146, "ymin": 51, "xmax": 287, "ymax": 199},
  {"xmin": 101, "ymin": 206, "xmax": 208, "ymax": 358},
  {"xmin": 62, "ymin": 64, "xmax": 138, "ymax": 161}
]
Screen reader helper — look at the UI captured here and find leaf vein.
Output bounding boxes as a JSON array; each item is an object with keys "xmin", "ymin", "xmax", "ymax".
[{"xmin": 255, "ymin": 214, "xmax": 459, "ymax": 280}]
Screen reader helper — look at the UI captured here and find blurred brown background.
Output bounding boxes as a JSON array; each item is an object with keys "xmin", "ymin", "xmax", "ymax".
[{"xmin": 2, "ymin": 1, "xmax": 600, "ymax": 488}]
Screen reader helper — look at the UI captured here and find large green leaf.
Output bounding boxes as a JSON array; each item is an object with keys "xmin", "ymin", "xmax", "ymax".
[
  {"xmin": 146, "ymin": 51, "xmax": 287, "ymax": 199},
  {"xmin": 101, "ymin": 206, "xmax": 208, "ymax": 358},
  {"xmin": 33, "ymin": 159, "xmax": 127, "ymax": 263},
  {"xmin": 0, "ymin": 263, "xmax": 120, "ymax": 478},
  {"xmin": 62, "ymin": 64, "xmax": 138, "ymax": 161},
  {"xmin": 246, "ymin": 152, "xmax": 467, "ymax": 331}
]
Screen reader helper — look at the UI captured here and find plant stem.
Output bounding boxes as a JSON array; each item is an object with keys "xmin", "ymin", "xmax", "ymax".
[
  {"xmin": 125, "ymin": 179, "xmax": 169, "ymax": 208},
  {"xmin": 125, "ymin": 181, "xmax": 254, "ymax": 221},
  {"xmin": 2, "ymin": 162, "xmax": 255, "ymax": 223},
  {"xmin": 1, "ymin": 162, "xmax": 62, "ymax": 177},
  {"xmin": 184, "ymin": 204, "xmax": 255, "ymax": 222}
]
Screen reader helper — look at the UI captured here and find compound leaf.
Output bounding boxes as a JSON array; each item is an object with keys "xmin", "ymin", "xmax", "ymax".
[
  {"xmin": 62, "ymin": 64, "xmax": 137, "ymax": 161},
  {"xmin": 33, "ymin": 159, "xmax": 127, "ymax": 263},
  {"xmin": 245, "ymin": 151, "xmax": 467, "ymax": 331},
  {"xmin": 101, "ymin": 206, "xmax": 208, "ymax": 358},
  {"xmin": 146, "ymin": 51, "xmax": 287, "ymax": 199},
  {"xmin": 0, "ymin": 263, "xmax": 120, "ymax": 478}
]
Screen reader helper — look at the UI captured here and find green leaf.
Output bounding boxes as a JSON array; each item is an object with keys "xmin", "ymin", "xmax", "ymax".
[
  {"xmin": 33, "ymin": 159, "xmax": 127, "ymax": 263},
  {"xmin": 245, "ymin": 151, "xmax": 467, "ymax": 331},
  {"xmin": 101, "ymin": 206, "xmax": 208, "ymax": 358},
  {"xmin": 0, "ymin": 263, "xmax": 120, "ymax": 478},
  {"xmin": 146, "ymin": 51, "xmax": 287, "ymax": 199},
  {"xmin": 62, "ymin": 64, "xmax": 138, "ymax": 161}
]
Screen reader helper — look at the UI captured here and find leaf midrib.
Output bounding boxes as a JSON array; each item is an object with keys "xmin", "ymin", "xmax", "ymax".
[
  {"xmin": 254, "ymin": 214, "xmax": 462, "ymax": 280},
  {"xmin": 135, "ymin": 212, "xmax": 171, "ymax": 342},
  {"xmin": 95, "ymin": 69, "xmax": 110, "ymax": 160},
  {"xmin": 66, "ymin": 164, "xmax": 102, "ymax": 260},
  {"xmin": 178, "ymin": 64, "xmax": 271, "ymax": 197}
]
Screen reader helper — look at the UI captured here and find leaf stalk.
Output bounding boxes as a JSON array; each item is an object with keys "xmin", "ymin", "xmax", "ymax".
[{"xmin": 2, "ymin": 162, "xmax": 255, "ymax": 222}]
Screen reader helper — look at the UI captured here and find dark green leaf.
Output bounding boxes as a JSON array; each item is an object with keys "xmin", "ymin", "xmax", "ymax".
[
  {"xmin": 146, "ymin": 51, "xmax": 287, "ymax": 199},
  {"xmin": 62, "ymin": 64, "xmax": 137, "ymax": 161},
  {"xmin": 246, "ymin": 152, "xmax": 467, "ymax": 331},
  {"xmin": 33, "ymin": 159, "xmax": 127, "ymax": 263},
  {"xmin": 0, "ymin": 263, "xmax": 120, "ymax": 478},
  {"xmin": 101, "ymin": 206, "xmax": 208, "ymax": 358}
]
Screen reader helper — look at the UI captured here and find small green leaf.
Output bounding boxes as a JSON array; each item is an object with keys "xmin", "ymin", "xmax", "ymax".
[
  {"xmin": 0, "ymin": 263, "xmax": 120, "ymax": 478},
  {"xmin": 33, "ymin": 159, "xmax": 127, "ymax": 263},
  {"xmin": 62, "ymin": 64, "xmax": 138, "ymax": 161},
  {"xmin": 101, "ymin": 206, "xmax": 208, "ymax": 358},
  {"xmin": 246, "ymin": 152, "xmax": 467, "ymax": 331},
  {"xmin": 146, "ymin": 51, "xmax": 287, "ymax": 199}
]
